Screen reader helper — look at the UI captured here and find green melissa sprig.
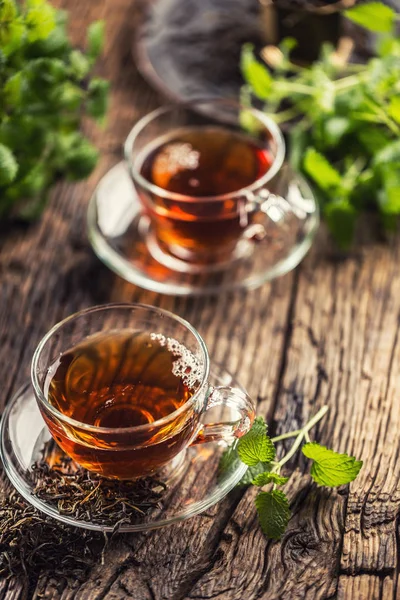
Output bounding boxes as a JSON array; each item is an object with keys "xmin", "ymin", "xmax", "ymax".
[
  {"xmin": 241, "ymin": 1, "xmax": 400, "ymax": 249},
  {"xmin": 0, "ymin": 0, "xmax": 109, "ymax": 219},
  {"xmin": 219, "ymin": 406, "xmax": 362, "ymax": 540}
]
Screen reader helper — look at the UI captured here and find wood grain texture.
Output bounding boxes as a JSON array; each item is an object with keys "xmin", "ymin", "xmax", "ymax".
[{"xmin": 1, "ymin": 1, "xmax": 400, "ymax": 599}]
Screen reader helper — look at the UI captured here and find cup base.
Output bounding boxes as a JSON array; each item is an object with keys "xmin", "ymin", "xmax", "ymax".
[
  {"xmin": 145, "ymin": 226, "xmax": 254, "ymax": 275},
  {"xmin": 0, "ymin": 363, "xmax": 248, "ymax": 532}
]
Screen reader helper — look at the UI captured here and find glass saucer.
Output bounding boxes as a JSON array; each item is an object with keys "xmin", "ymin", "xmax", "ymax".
[
  {"xmin": 87, "ymin": 162, "xmax": 319, "ymax": 296},
  {"xmin": 0, "ymin": 364, "xmax": 248, "ymax": 532}
]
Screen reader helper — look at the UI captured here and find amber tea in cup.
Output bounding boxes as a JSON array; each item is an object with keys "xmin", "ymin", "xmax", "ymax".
[
  {"xmin": 32, "ymin": 304, "xmax": 255, "ymax": 480},
  {"xmin": 125, "ymin": 100, "xmax": 285, "ymax": 267}
]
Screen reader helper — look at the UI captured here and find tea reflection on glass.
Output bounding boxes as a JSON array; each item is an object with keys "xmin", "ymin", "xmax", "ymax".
[
  {"xmin": 32, "ymin": 304, "xmax": 255, "ymax": 480},
  {"xmin": 124, "ymin": 100, "xmax": 285, "ymax": 268}
]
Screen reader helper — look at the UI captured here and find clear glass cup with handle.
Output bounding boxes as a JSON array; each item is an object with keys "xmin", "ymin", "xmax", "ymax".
[{"xmin": 31, "ymin": 303, "xmax": 255, "ymax": 480}]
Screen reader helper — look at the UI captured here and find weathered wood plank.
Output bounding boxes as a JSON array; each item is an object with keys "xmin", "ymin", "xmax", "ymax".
[{"xmin": 184, "ymin": 235, "xmax": 400, "ymax": 600}]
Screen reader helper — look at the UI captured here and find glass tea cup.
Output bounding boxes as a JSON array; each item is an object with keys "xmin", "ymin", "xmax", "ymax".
[
  {"xmin": 124, "ymin": 99, "xmax": 285, "ymax": 269},
  {"xmin": 31, "ymin": 304, "xmax": 255, "ymax": 480}
]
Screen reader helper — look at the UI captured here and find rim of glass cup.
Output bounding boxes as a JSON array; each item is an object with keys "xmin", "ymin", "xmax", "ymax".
[
  {"xmin": 31, "ymin": 303, "xmax": 210, "ymax": 435},
  {"xmin": 124, "ymin": 98, "xmax": 286, "ymax": 203}
]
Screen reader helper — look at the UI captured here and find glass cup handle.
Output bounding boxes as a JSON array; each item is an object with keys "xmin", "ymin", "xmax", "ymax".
[
  {"xmin": 240, "ymin": 173, "xmax": 316, "ymax": 243},
  {"xmin": 191, "ymin": 386, "xmax": 255, "ymax": 446}
]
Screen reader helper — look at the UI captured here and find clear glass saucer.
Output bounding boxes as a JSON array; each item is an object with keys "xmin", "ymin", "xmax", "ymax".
[
  {"xmin": 0, "ymin": 364, "xmax": 247, "ymax": 532},
  {"xmin": 87, "ymin": 162, "xmax": 319, "ymax": 296}
]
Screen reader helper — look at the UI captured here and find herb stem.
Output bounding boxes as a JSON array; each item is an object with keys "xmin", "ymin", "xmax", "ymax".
[
  {"xmin": 334, "ymin": 74, "xmax": 362, "ymax": 91},
  {"xmin": 271, "ymin": 429, "xmax": 302, "ymax": 442},
  {"xmin": 276, "ymin": 82, "xmax": 315, "ymax": 95},
  {"xmin": 273, "ymin": 107, "xmax": 301, "ymax": 124},
  {"xmin": 277, "ymin": 406, "xmax": 328, "ymax": 468}
]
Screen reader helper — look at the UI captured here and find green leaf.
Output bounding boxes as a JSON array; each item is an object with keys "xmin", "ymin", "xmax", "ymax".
[
  {"xmin": 388, "ymin": 97, "xmax": 400, "ymax": 125},
  {"xmin": 65, "ymin": 138, "xmax": 98, "ymax": 180},
  {"xmin": 302, "ymin": 442, "xmax": 363, "ymax": 487},
  {"xmin": 344, "ymin": 2, "xmax": 396, "ymax": 33},
  {"xmin": 15, "ymin": 162, "xmax": 49, "ymax": 199},
  {"xmin": 53, "ymin": 82, "xmax": 83, "ymax": 111},
  {"xmin": 241, "ymin": 44, "xmax": 272, "ymax": 100},
  {"xmin": 350, "ymin": 169, "xmax": 379, "ymax": 210},
  {"xmin": 303, "ymin": 148, "xmax": 342, "ymax": 192},
  {"xmin": 0, "ymin": 144, "xmax": 18, "ymax": 186},
  {"xmin": 324, "ymin": 200, "xmax": 357, "ymax": 249},
  {"xmin": 374, "ymin": 140, "xmax": 400, "ymax": 166},
  {"xmin": 323, "ymin": 117, "xmax": 352, "ymax": 147},
  {"xmin": 237, "ymin": 417, "xmax": 275, "ymax": 467},
  {"xmin": 25, "ymin": 0, "xmax": 57, "ymax": 42},
  {"xmin": 0, "ymin": 0, "xmax": 17, "ymax": 21},
  {"xmin": 87, "ymin": 20, "xmax": 104, "ymax": 60},
  {"xmin": 0, "ymin": 18, "xmax": 25, "ymax": 53},
  {"xmin": 218, "ymin": 443, "xmax": 273, "ymax": 487},
  {"xmin": 239, "ymin": 462, "xmax": 271, "ymax": 486},
  {"xmin": 377, "ymin": 35, "xmax": 400, "ymax": 58},
  {"xmin": 252, "ymin": 472, "xmax": 289, "ymax": 486},
  {"xmin": 378, "ymin": 165, "xmax": 400, "ymax": 215},
  {"xmin": 357, "ymin": 127, "xmax": 392, "ymax": 155},
  {"xmin": 69, "ymin": 50, "xmax": 90, "ymax": 79},
  {"xmin": 4, "ymin": 72, "xmax": 23, "ymax": 105},
  {"xmin": 279, "ymin": 37, "xmax": 297, "ymax": 60},
  {"xmin": 255, "ymin": 490, "xmax": 291, "ymax": 539},
  {"xmin": 26, "ymin": 24, "xmax": 70, "ymax": 58},
  {"xmin": 87, "ymin": 78, "xmax": 109, "ymax": 120}
]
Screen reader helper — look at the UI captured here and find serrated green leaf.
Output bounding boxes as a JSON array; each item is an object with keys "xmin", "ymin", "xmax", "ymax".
[
  {"xmin": 237, "ymin": 417, "xmax": 275, "ymax": 467},
  {"xmin": 239, "ymin": 462, "xmax": 272, "ymax": 487},
  {"xmin": 253, "ymin": 472, "xmax": 289, "ymax": 486},
  {"xmin": 241, "ymin": 44, "xmax": 272, "ymax": 100},
  {"xmin": 87, "ymin": 20, "xmax": 104, "ymax": 60},
  {"xmin": 345, "ymin": 2, "xmax": 396, "ymax": 33},
  {"xmin": 218, "ymin": 442, "xmax": 273, "ymax": 486},
  {"xmin": 0, "ymin": 144, "xmax": 18, "ymax": 186},
  {"xmin": 87, "ymin": 78, "xmax": 109, "ymax": 120},
  {"xmin": 303, "ymin": 148, "xmax": 342, "ymax": 192},
  {"xmin": 255, "ymin": 490, "xmax": 291, "ymax": 539},
  {"xmin": 302, "ymin": 442, "xmax": 363, "ymax": 487}
]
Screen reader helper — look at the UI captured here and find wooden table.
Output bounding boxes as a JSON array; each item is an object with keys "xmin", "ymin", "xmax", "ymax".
[{"xmin": 1, "ymin": 1, "xmax": 400, "ymax": 598}]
